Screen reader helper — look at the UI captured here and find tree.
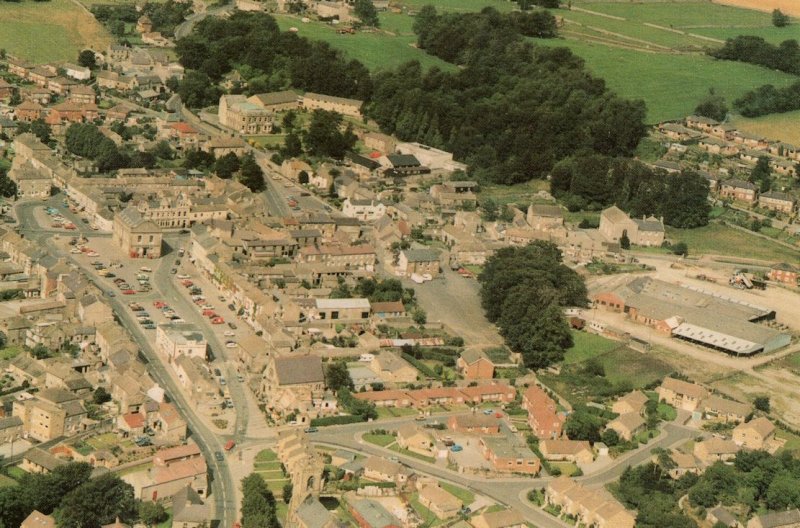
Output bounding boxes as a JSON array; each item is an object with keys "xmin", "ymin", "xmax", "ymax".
[
  {"xmin": 754, "ymin": 396, "xmax": 771, "ymax": 413},
  {"xmin": 303, "ymin": 110, "xmax": 357, "ymax": 159},
  {"xmin": 619, "ymin": 231, "xmax": 630, "ymax": 250},
  {"xmin": 694, "ymin": 89, "xmax": 728, "ymax": 121},
  {"xmin": 240, "ymin": 474, "xmax": 279, "ymax": 528},
  {"xmin": 214, "ymin": 152, "xmax": 240, "ymax": 179},
  {"xmin": 773, "ymin": 9, "xmax": 790, "ymax": 27},
  {"xmin": 78, "ymin": 49, "xmax": 97, "ymax": 69},
  {"xmin": 481, "ymin": 198, "xmax": 499, "ymax": 221},
  {"xmin": 601, "ymin": 428, "xmax": 619, "ymax": 446},
  {"xmin": 672, "ymin": 241, "xmax": 688, "ymax": 257},
  {"xmin": 93, "ymin": 386, "xmax": 112, "ymax": 405},
  {"xmin": 139, "ymin": 502, "xmax": 167, "ymax": 527},
  {"xmin": 281, "ymin": 131, "xmax": 303, "ymax": 158},
  {"xmin": 766, "ymin": 472, "xmax": 800, "ymax": 510},
  {"xmin": 0, "ymin": 170, "xmax": 17, "ymax": 198},
  {"xmin": 0, "ymin": 331, "xmax": 7, "ymax": 348},
  {"xmin": 31, "ymin": 343, "xmax": 52, "ymax": 359},
  {"xmin": 412, "ymin": 307, "xmax": 427, "ymax": 325},
  {"xmin": 354, "ymin": 0, "xmax": 379, "ymax": 27},
  {"xmin": 55, "ymin": 473, "xmax": 137, "ymax": 528},
  {"xmin": 150, "ymin": 140, "xmax": 174, "ymax": 160},
  {"xmin": 325, "ymin": 361, "xmax": 354, "ymax": 392},
  {"xmin": 563, "ymin": 408, "xmax": 603, "ymax": 442},
  {"xmin": 177, "ymin": 71, "xmax": 221, "ymax": 109},
  {"xmin": 238, "ymin": 153, "xmax": 266, "ymax": 192},
  {"xmin": 282, "ymin": 482, "xmax": 293, "ymax": 504}
]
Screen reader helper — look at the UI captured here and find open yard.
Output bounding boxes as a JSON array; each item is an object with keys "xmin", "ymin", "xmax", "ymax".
[
  {"xmin": 665, "ymin": 222, "xmax": 800, "ymax": 263},
  {"xmin": 563, "ymin": 330, "xmax": 621, "ymax": 365},
  {"xmin": 0, "ymin": 0, "xmax": 112, "ymax": 63}
]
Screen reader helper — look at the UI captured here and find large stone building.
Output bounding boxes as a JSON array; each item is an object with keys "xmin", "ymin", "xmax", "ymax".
[
  {"xmin": 218, "ymin": 94, "xmax": 272, "ymax": 135},
  {"xmin": 599, "ymin": 205, "xmax": 665, "ymax": 247},
  {"xmin": 112, "ymin": 206, "xmax": 163, "ymax": 258}
]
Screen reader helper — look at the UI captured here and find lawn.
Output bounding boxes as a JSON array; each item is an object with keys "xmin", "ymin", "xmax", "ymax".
[
  {"xmin": 439, "ymin": 481, "xmax": 475, "ymax": 504},
  {"xmin": 388, "ymin": 444, "xmax": 436, "ymax": 463},
  {"xmin": 409, "ymin": 495, "xmax": 443, "ymax": 528},
  {"xmin": 536, "ymin": 37, "xmax": 798, "ymax": 123},
  {"xmin": 480, "ymin": 180, "xmax": 550, "ymax": 206},
  {"xmin": 776, "ymin": 428, "xmax": 800, "ymax": 453},
  {"xmin": 255, "ymin": 449, "xmax": 279, "ymax": 462},
  {"xmin": 363, "ymin": 433, "xmax": 396, "ymax": 447},
  {"xmin": 393, "ymin": 0, "xmax": 514, "ymax": 13},
  {"xmin": 0, "ymin": 345, "xmax": 22, "ymax": 361},
  {"xmin": 87, "ymin": 432, "xmax": 120, "ymax": 451},
  {"xmin": 0, "ymin": 0, "xmax": 112, "ymax": 63},
  {"xmin": 6, "ymin": 466, "xmax": 27, "ymax": 481},
  {"xmin": 0, "ymin": 474, "xmax": 17, "ymax": 488},
  {"xmin": 563, "ymin": 330, "xmax": 620, "ymax": 365},
  {"xmin": 376, "ymin": 406, "xmax": 420, "ymax": 419},
  {"xmin": 272, "ymin": 15, "xmax": 455, "ymax": 72},
  {"xmin": 550, "ymin": 461, "xmax": 580, "ymax": 477},
  {"xmin": 665, "ymin": 222, "xmax": 800, "ymax": 263}
]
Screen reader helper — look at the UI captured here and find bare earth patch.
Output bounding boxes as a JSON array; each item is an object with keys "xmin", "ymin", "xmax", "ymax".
[{"xmin": 712, "ymin": 0, "xmax": 800, "ymax": 17}]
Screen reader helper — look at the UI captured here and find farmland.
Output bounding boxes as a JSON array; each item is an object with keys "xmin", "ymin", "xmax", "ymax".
[{"xmin": 0, "ymin": 0, "xmax": 112, "ymax": 63}]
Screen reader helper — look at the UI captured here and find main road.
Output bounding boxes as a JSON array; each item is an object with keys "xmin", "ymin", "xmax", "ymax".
[
  {"xmin": 14, "ymin": 198, "xmax": 238, "ymax": 528},
  {"xmin": 311, "ymin": 417, "xmax": 696, "ymax": 527}
]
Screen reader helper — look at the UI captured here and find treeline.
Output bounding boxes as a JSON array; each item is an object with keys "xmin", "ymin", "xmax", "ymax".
[
  {"xmin": 0, "ymin": 463, "xmax": 137, "ymax": 528},
  {"xmin": 413, "ymin": 6, "xmax": 558, "ymax": 64},
  {"xmin": 241, "ymin": 474, "xmax": 280, "ymax": 528},
  {"xmin": 368, "ymin": 7, "xmax": 647, "ymax": 183},
  {"xmin": 92, "ymin": 0, "xmax": 192, "ymax": 37},
  {"xmin": 175, "ymin": 12, "xmax": 371, "ymax": 100},
  {"xmin": 710, "ymin": 36, "xmax": 800, "ymax": 75},
  {"xmin": 65, "ymin": 123, "xmax": 176, "ymax": 173},
  {"xmin": 551, "ymin": 156, "xmax": 711, "ymax": 228},
  {"xmin": 479, "ymin": 242, "xmax": 587, "ymax": 369},
  {"xmin": 733, "ymin": 81, "xmax": 800, "ymax": 117}
]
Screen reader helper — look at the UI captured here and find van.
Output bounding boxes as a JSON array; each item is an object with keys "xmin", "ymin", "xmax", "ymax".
[{"xmin": 139, "ymin": 267, "xmax": 152, "ymax": 273}]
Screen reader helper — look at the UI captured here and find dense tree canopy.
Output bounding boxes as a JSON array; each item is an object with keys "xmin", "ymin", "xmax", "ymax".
[
  {"xmin": 238, "ymin": 153, "xmax": 266, "ymax": 192},
  {"xmin": 354, "ymin": 0, "xmax": 380, "ymax": 27},
  {"xmin": 303, "ymin": 110, "xmax": 357, "ymax": 160},
  {"xmin": 733, "ymin": 81, "xmax": 800, "ymax": 117},
  {"xmin": 56, "ymin": 474, "xmax": 137, "ymax": 528},
  {"xmin": 710, "ymin": 35, "xmax": 800, "ymax": 75},
  {"xmin": 65, "ymin": 123, "xmax": 130, "ymax": 172},
  {"xmin": 241, "ymin": 474, "xmax": 280, "ymax": 528},
  {"xmin": 479, "ymin": 242, "xmax": 586, "ymax": 369},
  {"xmin": 551, "ymin": 157, "xmax": 711, "ymax": 228},
  {"xmin": 694, "ymin": 89, "xmax": 728, "ymax": 121}
]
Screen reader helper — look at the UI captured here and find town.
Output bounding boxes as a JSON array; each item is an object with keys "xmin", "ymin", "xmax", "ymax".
[{"xmin": 0, "ymin": 1, "xmax": 799, "ymax": 528}]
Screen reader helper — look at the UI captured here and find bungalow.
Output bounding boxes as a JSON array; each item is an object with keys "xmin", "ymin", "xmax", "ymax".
[
  {"xmin": 456, "ymin": 349, "xmax": 495, "ymax": 380},
  {"xmin": 370, "ymin": 351, "xmax": 418, "ymax": 383},
  {"xmin": 418, "ymin": 484, "xmax": 462, "ymax": 519},
  {"xmin": 448, "ymin": 414, "xmax": 501, "ymax": 435},
  {"xmin": 667, "ymin": 451, "xmax": 701, "ymax": 480},
  {"xmin": 747, "ymin": 509, "xmax": 800, "ymax": 528},
  {"xmin": 470, "ymin": 510, "xmax": 526, "ymax": 528},
  {"xmin": 362, "ymin": 456, "xmax": 408, "ymax": 484},
  {"xmin": 523, "ymin": 385, "xmax": 564, "ymax": 439},
  {"xmin": 685, "ymin": 115, "xmax": 719, "ymax": 132},
  {"xmin": 370, "ymin": 301, "xmax": 405, "ymax": 318},
  {"xmin": 606, "ymin": 413, "xmax": 645, "ymax": 441},
  {"xmin": 349, "ymin": 499, "xmax": 402, "ymax": 528},
  {"xmin": 539, "ymin": 439, "xmax": 594, "ymax": 465},
  {"xmin": 63, "ymin": 63, "xmax": 91, "ymax": 81},
  {"xmin": 732, "ymin": 130, "xmax": 769, "ymax": 149},
  {"xmin": 396, "ymin": 423, "xmax": 435, "ymax": 457},
  {"xmin": 733, "ymin": 416, "xmax": 776, "ymax": 450},
  {"xmin": 398, "ymin": 248, "xmax": 441, "ymax": 277},
  {"xmin": 479, "ymin": 436, "xmax": 540, "ymax": 475},
  {"xmin": 707, "ymin": 506, "xmax": 741, "ymax": 528},
  {"xmin": 459, "ymin": 384, "xmax": 516, "ymax": 405},
  {"xmin": 354, "ymin": 389, "xmax": 413, "ymax": 408},
  {"xmin": 769, "ymin": 141, "xmax": 799, "ymax": 160},
  {"xmin": 659, "ymin": 123, "xmax": 702, "ymax": 142},
  {"xmin": 611, "ymin": 390, "xmax": 649, "ymax": 416},
  {"xmin": 699, "ymin": 136, "xmax": 738, "ymax": 156},
  {"xmin": 719, "ymin": 179, "xmax": 757, "ymax": 204},
  {"xmin": 694, "ymin": 437, "xmax": 740, "ymax": 465},
  {"xmin": 657, "ymin": 378, "xmax": 709, "ymax": 412},
  {"xmin": 701, "ymin": 395, "xmax": 750, "ymax": 423},
  {"xmin": 770, "ymin": 158, "xmax": 797, "ymax": 176},
  {"xmin": 768, "ymin": 262, "xmax": 799, "ymax": 285},
  {"xmin": 759, "ymin": 191, "xmax": 795, "ymax": 214}
]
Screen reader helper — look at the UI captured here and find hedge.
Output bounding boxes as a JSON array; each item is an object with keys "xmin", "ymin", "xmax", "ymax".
[{"xmin": 310, "ymin": 414, "xmax": 366, "ymax": 427}]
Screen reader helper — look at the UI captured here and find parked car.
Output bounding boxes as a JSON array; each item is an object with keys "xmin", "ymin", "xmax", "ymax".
[
  {"xmin": 450, "ymin": 445, "xmax": 463, "ymax": 452},
  {"xmin": 214, "ymin": 451, "xmax": 224, "ymax": 461},
  {"xmin": 227, "ymin": 322, "xmax": 237, "ymax": 329},
  {"xmin": 212, "ymin": 317, "xmax": 224, "ymax": 324}
]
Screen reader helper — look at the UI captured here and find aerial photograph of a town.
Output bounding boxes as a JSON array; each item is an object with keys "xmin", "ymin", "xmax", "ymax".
[{"xmin": 0, "ymin": 0, "xmax": 800, "ymax": 526}]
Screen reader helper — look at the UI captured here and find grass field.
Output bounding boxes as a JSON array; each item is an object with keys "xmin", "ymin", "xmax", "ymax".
[
  {"xmin": 732, "ymin": 110, "xmax": 800, "ymax": 146},
  {"xmin": 563, "ymin": 330, "xmax": 621, "ymax": 365},
  {"xmin": 0, "ymin": 0, "xmax": 112, "ymax": 63},
  {"xmin": 255, "ymin": 449, "xmax": 279, "ymax": 462},
  {"xmin": 439, "ymin": 481, "xmax": 475, "ymax": 504},
  {"xmin": 363, "ymin": 433, "xmax": 396, "ymax": 447},
  {"xmin": 666, "ymin": 222, "xmax": 800, "ymax": 262}
]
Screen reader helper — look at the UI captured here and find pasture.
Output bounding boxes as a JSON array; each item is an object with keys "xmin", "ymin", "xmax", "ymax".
[{"xmin": 0, "ymin": 0, "xmax": 112, "ymax": 63}]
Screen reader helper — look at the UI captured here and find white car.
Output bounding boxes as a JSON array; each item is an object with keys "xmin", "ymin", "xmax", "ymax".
[
  {"xmin": 224, "ymin": 331, "xmax": 236, "ymax": 337},
  {"xmin": 225, "ymin": 341, "xmax": 237, "ymax": 348}
]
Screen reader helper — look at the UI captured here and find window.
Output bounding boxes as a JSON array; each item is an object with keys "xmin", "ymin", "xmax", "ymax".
[
  {"xmin": 331, "ymin": 311, "xmax": 339, "ymax": 320},
  {"xmin": 361, "ymin": 312, "xmax": 369, "ymax": 319}
]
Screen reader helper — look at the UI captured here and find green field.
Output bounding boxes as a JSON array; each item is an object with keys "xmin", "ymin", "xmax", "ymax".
[
  {"xmin": 563, "ymin": 330, "xmax": 621, "ymax": 365},
  {"xmin": 0, "ymin": 0, "xmax": 112, "ymax": 63},
  {"xmin": 0, "ymin": 345, "xmax": 22, "ymax": 361},
  {"xmin": 732, "ymin": 110, "xmax": 800, "ymax": 146},
  {"xmin": 363, "ymin": 433, "xmax": 396, "ymax": 447},
  {"xmin": 665, "ymin": 222, "xmax": 800, "ymax": 263},
  {"xmin": 439, "ymin": 481, "xmax": 475, "ymax": 504}
]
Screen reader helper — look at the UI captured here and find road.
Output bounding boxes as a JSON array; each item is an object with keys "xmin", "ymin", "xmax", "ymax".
[
  {"xmin": 311, "ymin": 415, "xmax": 696, "ymax": 526},
  {"xmin": 14, "ymin": 198, "xmax": 238, "ymax": 528}
]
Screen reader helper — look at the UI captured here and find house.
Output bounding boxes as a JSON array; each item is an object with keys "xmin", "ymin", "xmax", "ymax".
[
  {"xmin": 364, "ymin": 132, "xmax": 396, "ymax": 153},
  {"xmin": 398, "ymin": 248, "xmax": 441, "ymax": 277},
  {"xmin": 719, "ymin": 179, "xmax": 757, "ymax": 203},
  {"xmin": 383, "ymin": 153, "xmax": 428, "ymax": 176},
  {"xmin": 9, "ymin": 160, "xmax": 52, "ymax": 199},
  {"xmin": 15, "ymin": 100, "xmax": 45, "ymax": 122},
  {"xmin": 759, "ymin": 191, "xmax": 795, "ymax": 214},
  {"xmin": 694, "ymin": 437, "xmax": 740, "ymax": 465},
  {"xmin": 522, "ymin": 385, "xmax": 564, "ymax": 439},
  {"xmin": 156, "ymin": 323, "xmax": 207, "ymax": 361},
  {"xmin": 0, "ymin": 78, "xmax": 15, "ymax": 100},
  {"xmin": 362, "ymin": 456, "xmax": 408, "ymax": 484},
  {"xmin": 69, "ymin": 85, "xmax": 97, "ymax": 104},
  {"xmin": 0, "ymin": 415, "xmax": 23, "ymax": 444},
  {"xmin": 22, "ymin": 448, "xmax": 66, "ymax": 474},
  {"xmin": 539, "ymin": 439, "xmax": 594, "ymax": 465},
  {"xmin": 469, "ymin": 509, "xmax": 527, "ymax": 528},
  {"xmin": 311, "ymin": 298, "xmax": 371, "ymax": 322},
  {"xmin": 21, "ymin": 510, "xmax": 56, "ymax": 528},
  {"xmin": 370, "ymin": 301, "xmax": 405, "ymax": 318},
  {"xmin": 459, "ymin": 384, "xmax": 516, "ymax": 405},
  {"xmin": 260, "ymin": 354, "xmax": 326, "ymax": 419},
  {"xmin": 612, "ymin": 390, "xmax": 649, "ymax": 416},
  {"xmin": 599, "ymin": 205, "xmax": 665, "ymax": 247},
  {"xmin": 448, "ymin": 414, "xmax": 501, "ymax": 435},
  {"xmin": 769, "ymin": 262, "xmax": 799, "ymax": 285},
  {"xmin": 396, "ymin": 423, "xmax": 435, "ymax": 457},
  {"xmin": 63, "ymin": 63, "xmax": 91, "ymax": 81},
  {"xmin": 341, "ymin": 198, "xmax": 386, "ymax": 221},
  {"xmin": 701, "ymin": 395, "xmax": 751, "ymax": 423},
  {"xmin": 141, "ymin": 456, "xmax": 208, "ymax": 501},
  {"xmin": 667, "ymin": 451, "xmax": 700, "ymax": 480},
  {"xmin": 659, "ymin": 123, "xmax": 702, "ymax": 142},
  {"xmin": 480, "ymin": 436, "xmax": 541, "ymax": 474},
  {"xmin": 248, "ymin": 90, "xmax": 300, "ymax": 112},
  {"xmin": 302, "ymin": 92, "xmax": 363, "ymax": 118},
  {"xmin": 202, "ymin": 135, "xmax": 248, "ymax": 157},
  {"xmin": 218, "ymin": 94, "xmax": 272, "ymax": 135},
  {"xmin": 349, "ymin": 499, "xmax": 402, "ymax": 528},
  {"xmin": 747, "ymin": 510, "xmax": 800, "ymax": 528},
  {"xmin": 527, "ymin": 204, "xmax": 564, "ymax": 231},
  {"xmin": 456, "ymin": 349, "xmax": 495, "ymax": 380},
  {"xmin": 112, "ymin": 206, "xmax": 163, "ymax": 258},
  {"xmin": 370, "ymin": 351, "xmax": 418, "ymax": 383},
  {"xmin": 733, "ymin": 416, "xmax": 776, "ymax": 450},
  {"xmin": 657, "ymin": 378, "xmax": 709, "ymax": 412},
  {"xmin": 171, "ymin": 485, "xmax": 210, "ymax": 528},
  {"xmin": 707, "ymin": 506, "xmax": 741, "ymax": 528},
  {"xmin": 294, "ymin": 494, "xmax": 336, "ymax": 528},
  {"xmin": 606, "ymin": 413, "xmax": 645, "ymax": 441},
  {"xmin": 544, "ymin": 477, "xmax": 635, "ymax": 528},
  {"xmin": 685, "ymin": 115, "xmax": 719, "ymax": 132},
  {"xmin": 418, "ymin": 484, "xmax": 462, "ymax": 519}
]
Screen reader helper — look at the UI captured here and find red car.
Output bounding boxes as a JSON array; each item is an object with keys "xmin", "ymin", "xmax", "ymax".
[
  {"xmin": 202, "ymin": 309, "xmax": 215, "ymax": 316},
  {"xmin": 211, "ymin": 317, "xmax": 224, "ymax": 325},
  {"xmin": 181, "ymin": 280, "xmax": 193, "ymax": 287},
  {"xmin": 122, "ymin": 289, "xmax": 136, "ymax": 295},
  {"xmin": 153, "ymin": 301, "xmax": 166, "ymax": 308}
]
